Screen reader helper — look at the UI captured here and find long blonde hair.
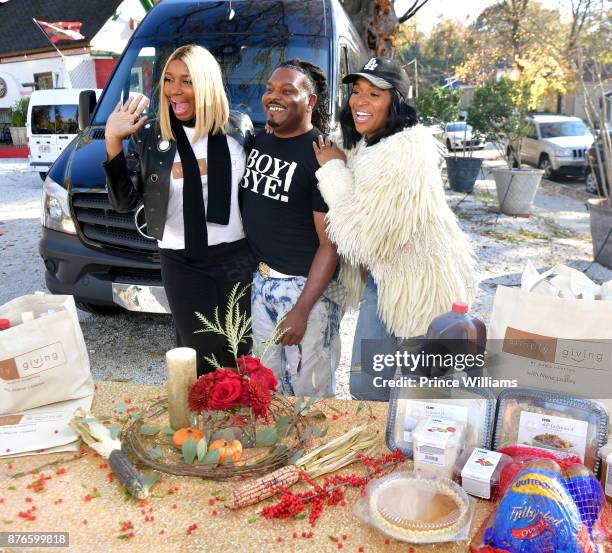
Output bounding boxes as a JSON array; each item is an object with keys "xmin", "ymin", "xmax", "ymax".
[{"xmin": 158, "ymin": 44, "xmax": 229, "ymax": 142}]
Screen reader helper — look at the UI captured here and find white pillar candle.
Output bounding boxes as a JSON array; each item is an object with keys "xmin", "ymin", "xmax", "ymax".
[{"xmin": 166, "ymin": 347, "xmax": 198, "ymax": 430}]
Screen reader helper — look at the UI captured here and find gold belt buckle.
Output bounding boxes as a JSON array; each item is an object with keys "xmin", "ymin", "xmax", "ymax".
[{"xmin": 258, "ymin": 262, "xmax": 270, "ymax": 280}]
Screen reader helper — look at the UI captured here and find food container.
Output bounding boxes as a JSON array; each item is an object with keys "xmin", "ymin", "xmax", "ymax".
[
  {"xmin": 493, "ymin": 388, "xmax": 608, "ymax": 474},
  {"xmin": 454, "ymin": 447, "xmax": 513, "ymax": 500},
  {"xmin": 600, "ymin": 442, "xmax": 612, "ymax": 501},
  {"xmin": 413, "ymin": 416, "xmax": 466, "ymax": 479},
  {"xmin": 385, "ymin": 384, "xmax": 495, "ymax": 457},
  {"xmin": 354, "ymin": 472, "xmax": 474, "ymax": 544}
]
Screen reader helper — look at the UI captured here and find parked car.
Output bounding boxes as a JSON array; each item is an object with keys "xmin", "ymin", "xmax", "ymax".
[
  {"xmin": 27, "ymin": 88, "xmax": 102, "ymax": 180},
  {"xmin": 585, "ymin": 128, "xmax": 611, "ymax": 195},
  {"xmin": 520, "ymin": 114, "xmax": 594, "ymax": 179},
  {"xmin": 39, "ymin": 0, "xmax": 367, "ymax": 314},
  {"xmin": 442, "ymin": 121, "xmax": 484, "ymax": 151}
]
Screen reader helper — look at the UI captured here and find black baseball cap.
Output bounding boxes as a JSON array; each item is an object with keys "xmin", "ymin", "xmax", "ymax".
[{"xmin": 343, "ymin": 57, "xmax": 411, "ymax": 100}]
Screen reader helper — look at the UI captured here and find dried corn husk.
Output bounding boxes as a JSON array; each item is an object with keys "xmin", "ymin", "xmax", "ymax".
[
  {"xmin": 70, "ymin": 409, "xmax": 149, "ymax": 499},
  {"xmin": 295, "ymin": 425, "xmax": 377, "ymax": 478},
  {"xmin": 227, "ymin": 425, "xmax": 376, "ymax": 509}
]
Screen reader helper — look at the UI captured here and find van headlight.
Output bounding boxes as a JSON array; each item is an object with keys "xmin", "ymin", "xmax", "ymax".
[{"xmin": 41, "ymin": 176, "xmax": 77, "ymax": 234}]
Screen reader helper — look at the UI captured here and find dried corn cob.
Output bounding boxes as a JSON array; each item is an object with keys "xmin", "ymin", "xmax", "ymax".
[
  {"xmin": 228, "ymin": 465, "xmax": 300, "ymax": 509},
  {"xmin": 228, "ymin": 425, "xmax": 376, "ymax": 510},
  {"xmin": 70, "ymin": 409, "xmax": 150, "ymax": 499}
]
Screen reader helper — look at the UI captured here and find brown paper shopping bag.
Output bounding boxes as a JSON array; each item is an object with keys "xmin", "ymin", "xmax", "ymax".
[
  {"xmin": 487, "ymin": 265, "xmax": 612, "ymax": 398},
  {"xmin": 0, "ymin": 294, "xmax": 93, "ymax": 415}
]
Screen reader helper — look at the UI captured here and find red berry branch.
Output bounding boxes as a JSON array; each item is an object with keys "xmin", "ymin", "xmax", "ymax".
[{"xmin": 261, "ymin": 450, "xmax": 406, "ymax": 526}]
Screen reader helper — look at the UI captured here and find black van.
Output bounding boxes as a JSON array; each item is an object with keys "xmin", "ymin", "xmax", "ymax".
[{"xmin": 39, "ymin": 0, "xmax": 366, "ymax": 313}]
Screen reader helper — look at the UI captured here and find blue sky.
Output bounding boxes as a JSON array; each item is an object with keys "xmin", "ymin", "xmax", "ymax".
[{"xmin": 395, "ymin": 0, "xmax": 572, "ymax": 34}]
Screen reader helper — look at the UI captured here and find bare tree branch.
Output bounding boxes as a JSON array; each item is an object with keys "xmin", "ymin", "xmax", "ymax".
[{"xmin": 398, "ymin": 0, "xmax": 433, "ymax": 23}]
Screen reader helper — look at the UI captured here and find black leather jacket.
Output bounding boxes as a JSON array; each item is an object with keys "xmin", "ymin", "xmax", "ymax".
[{"xmin": 102, "ymin": 111, "xmax": 253, "ymax": 240}]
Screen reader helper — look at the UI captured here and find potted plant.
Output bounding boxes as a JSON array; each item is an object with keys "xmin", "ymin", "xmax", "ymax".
[
  {"xmin": 469, "ymin": 77, "xmax": 543, "ymax": 216},
  {"xmin": 417, "ymin": 86, "xmax": 483, "ymax": 193},
  {"xmin": 9, "ymin": 97, "xmax": 29, "ymax": 146},
  {"xmin": 582, "ymin": 92, "xmax": 612, "ymax": 268}
]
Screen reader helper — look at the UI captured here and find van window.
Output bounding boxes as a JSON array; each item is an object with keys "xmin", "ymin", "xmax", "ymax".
[
  {"xmin": 31, "ymin": 105, "xmax": 79, "ymax": 134},
  {"xmin": 56, "ymin": 105, "xmax": 79, "ymax": 134},
  {"xmin": 95, "ymin": 38, "xmax": 329, "ymax": 127},
  {"xmin": 32, "ymin": 106, "xmax": 55, "ymax": 134}
]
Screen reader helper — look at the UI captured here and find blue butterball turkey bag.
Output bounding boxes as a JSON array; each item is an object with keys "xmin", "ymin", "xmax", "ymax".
[{"xmin": 483, "ymin": 464, "xmax": 598, "ymax": 553}]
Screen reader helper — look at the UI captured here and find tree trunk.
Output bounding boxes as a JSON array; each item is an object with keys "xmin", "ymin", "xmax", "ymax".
[{"xmin": 340, "ymin": 0, "xmax": 399, "ymax": 55}]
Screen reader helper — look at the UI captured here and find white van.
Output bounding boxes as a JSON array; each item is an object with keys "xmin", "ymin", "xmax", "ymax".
[{"xmin": 27, "ymin": 88, "xmax": 101, "ymax": 179}]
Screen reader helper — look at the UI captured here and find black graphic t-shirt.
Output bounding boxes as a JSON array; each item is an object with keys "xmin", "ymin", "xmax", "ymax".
[{"xmin": 240, "ymin": 129, "xmax": 328, "ymax": 277}]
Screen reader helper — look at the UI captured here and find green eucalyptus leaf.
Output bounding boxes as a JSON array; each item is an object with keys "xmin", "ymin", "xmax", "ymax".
[
  {"xmin": 142, "ymin": 472, "xmax": 160, "ymax": 490},
  {"xmin": 139, "ymin": 425, "xmax": 160, "ymax": 436},
  {"xmin": 309, "ymin": 425, "xmax": 328, "ymax": 438},
  {"xmin": 288, "ymin": 448, "xmax": 304, "ymax": 465},
  {"xmin": 182, "ymin": 438, "xmax": 197, "ymax": 464},
  {"xmin": 256, "ymin": 427, "xmax": 278, "ymax": 447},
  {"xmin": 293, "ymin": 398, "xmax": 305, "ymax": 415},
  {"xmin": 196, "ymin": 437, "xmax": 209, "ymax": 462},
  {"xmin": 109, "ymin": 424, "xmax": 121, "ymax": 441},
  {"xmin": 222, "ymin": 429, "xmax": 235, "ymax": 442},
  {"xmin": 162, "ymin": 426, "xmax": 175, "ymax": 436},
  {"xmin": 275, "ymin": 415, "xmax": 292, "ymax": 436},
  {"xmin": 303, "ymin": 397, "xmax": 316, "ymax": 412},
  {"xmin": 115, "ymin": 402, "xmax": 129, "ymax": 413},
  {"xmin": 202, "ymin": 449, "xmax": 220, "ymax": 466},
  {"xmin": 148, "ymin": 447, "xmax": 163, "ymax": 459}
]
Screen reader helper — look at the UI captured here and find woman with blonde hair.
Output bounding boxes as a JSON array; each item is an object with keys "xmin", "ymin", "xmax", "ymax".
[{"xmin": 103, "ymin": 44, "xmax": 254, "ymax": 375}]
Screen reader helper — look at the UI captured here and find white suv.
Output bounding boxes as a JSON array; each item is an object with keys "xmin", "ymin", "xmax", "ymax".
[{"xmin": 520, "ymin": 115, "xmax": 594, "ymax": 179}]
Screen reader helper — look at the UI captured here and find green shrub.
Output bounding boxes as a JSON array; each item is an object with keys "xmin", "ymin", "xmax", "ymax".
[
  {"xmin": 11, "ymin": 97, "xmax": 29, "ymax": 127},
  {"xmin": 415, "ymin": 86, "xmax": 462, "ymax": 127},
  {"xmin": 468, "ymin": 78, "xmax": 531, "ymax": 168}
]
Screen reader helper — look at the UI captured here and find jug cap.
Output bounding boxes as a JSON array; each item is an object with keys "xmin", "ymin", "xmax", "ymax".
[{"xmin": 451, "ymin": 302, "xmax": 468, "ymax": 313}]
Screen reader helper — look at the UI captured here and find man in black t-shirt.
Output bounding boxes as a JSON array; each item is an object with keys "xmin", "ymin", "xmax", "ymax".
[{"xmin": 240, "ymin": 60, "xmax": 341, "ymax": 397}]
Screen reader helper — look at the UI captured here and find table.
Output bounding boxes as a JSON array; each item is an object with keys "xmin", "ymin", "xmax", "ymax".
[{"xmin": 0, "ymin": 382, "xmax": 494, "ymax": 553}]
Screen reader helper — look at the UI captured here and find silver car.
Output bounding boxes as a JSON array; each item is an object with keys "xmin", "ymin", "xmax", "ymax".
[
  {"xmin": 520, "ymin": 115, "xmax": 594, "ymax": 179},
  {"xmin": 442, "ymin": 121, "xmax": 484, "ymax": 151}
]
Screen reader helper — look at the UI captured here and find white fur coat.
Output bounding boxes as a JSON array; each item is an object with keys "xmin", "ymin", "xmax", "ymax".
[{"xmin": 315, "ymin": 125, "xmax": 477, "ymax": 338}]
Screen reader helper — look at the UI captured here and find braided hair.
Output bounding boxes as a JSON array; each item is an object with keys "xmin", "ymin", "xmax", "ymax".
[{"xmin": 276, "ymin": 59, "xmax": 331, "ymax": 134}]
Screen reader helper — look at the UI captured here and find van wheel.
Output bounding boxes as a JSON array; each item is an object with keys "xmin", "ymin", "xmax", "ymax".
[
  {"xmin": 39, "ymin": 172, "xmax": 47, "ymax": 181},
  {"xmin": 538, "ymin": 155, "xmax": 554, "ymax": 179},
  {"xmin": 76, "ymin": 302, "xmax": 122, "ymax": 315}
]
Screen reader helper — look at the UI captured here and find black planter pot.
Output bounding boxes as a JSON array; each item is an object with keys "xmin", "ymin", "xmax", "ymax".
[{"xmin": 445, "ymin": 156, "xmax": 483, "ymax": 193}]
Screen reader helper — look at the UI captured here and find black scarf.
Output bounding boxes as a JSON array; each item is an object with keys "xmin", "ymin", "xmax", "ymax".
[{"xmin": 169, "ymin": 110, "xmax": 232, "ymax": 260}]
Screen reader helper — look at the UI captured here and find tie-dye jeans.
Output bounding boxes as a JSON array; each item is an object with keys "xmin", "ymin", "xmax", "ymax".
[{"xmin": 251, "ymin": 271, "xmax": 342, "ymax": 397}]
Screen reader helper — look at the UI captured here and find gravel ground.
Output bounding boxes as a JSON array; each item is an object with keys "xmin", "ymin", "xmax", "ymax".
[{"xmin": 1, "ymin": 157, "xmax": 610, "ymax": 398}]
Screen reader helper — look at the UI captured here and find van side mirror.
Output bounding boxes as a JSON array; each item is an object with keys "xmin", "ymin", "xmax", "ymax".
[{"xmin": 78, "ymin": 90, "xmax": 97, "ymax": 131}]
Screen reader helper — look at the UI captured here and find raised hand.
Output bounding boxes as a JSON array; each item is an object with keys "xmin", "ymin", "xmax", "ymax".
[
  {"xmin": 105, "ymin": 95, "xmax": 149, "ymax": 159},
  {"xmin": 105, "ymin": 95, "xmax": 150, "ymax": 140}
]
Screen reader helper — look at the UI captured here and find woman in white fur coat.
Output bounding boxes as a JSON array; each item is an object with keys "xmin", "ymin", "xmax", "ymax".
[{"xmin": 312, "ymin": 57, "xmax": 477, "ymax": 386}]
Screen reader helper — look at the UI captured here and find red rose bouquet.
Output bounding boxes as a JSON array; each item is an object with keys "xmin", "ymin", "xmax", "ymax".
[{"xmin": 188, "ymin": 356, "xmax": 277, "ymax": 421}]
